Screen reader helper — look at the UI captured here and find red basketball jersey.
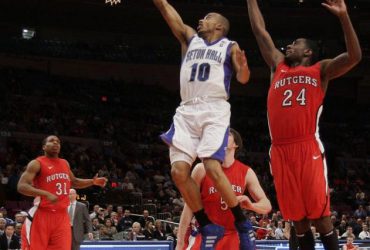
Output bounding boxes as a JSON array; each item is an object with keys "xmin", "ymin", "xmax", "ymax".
[
  {"xmin": 267, "ymin": 61, "xmax": 325, "ymax": 144},
  {"xmin": 33, "ymin": 156, "xmax": 71, "ymax": 210},
  {"xmin": 200, "ymin": 160, "xmax": 249, "ymax": 232}
]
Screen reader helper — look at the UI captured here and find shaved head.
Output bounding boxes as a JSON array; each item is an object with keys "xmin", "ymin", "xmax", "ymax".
[{"xmin": 215, "ymin": 13, "xmax": 230, "ymax": 36}]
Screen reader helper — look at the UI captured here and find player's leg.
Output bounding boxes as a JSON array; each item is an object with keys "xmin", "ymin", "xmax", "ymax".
[
  {"xmin": 198, "ymin": 101, "xmax": 254, "ymax": 250},
  {"xmin": 304, "ymin": 140, "xmax": 338, "ymax": 250},
  {"xmin": 294, "ymin": 218, "xmax": 315, "ymax": 250},
  {"xmin": 27, "ymin": 210, "xmax": 50, "ymax": 250},
  {"xmin": 313, "ymin": 216, "xmax": 339, "ymax": 250},
  {"xmin": 48, "ymin": 212, "xmax": 71, "ymax": 250}
]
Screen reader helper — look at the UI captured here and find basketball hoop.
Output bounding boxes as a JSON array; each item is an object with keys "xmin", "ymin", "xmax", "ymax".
[{"xmin": 105, "ymin": 0, "xmax": 121, "ymax": 6}]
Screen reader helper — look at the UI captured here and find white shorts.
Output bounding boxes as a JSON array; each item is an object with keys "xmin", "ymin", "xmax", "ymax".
[{"xmin": 160, "ymin": 98, "xmax": 230, "ymax": 165}]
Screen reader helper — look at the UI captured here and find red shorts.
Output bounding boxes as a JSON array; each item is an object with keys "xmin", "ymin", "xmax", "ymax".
[
  {"xmin": 269, "ymin": 139, "xmax": 330, "ymax": 221},
  {"xmin": 22, "ymin": 207, "xmax": 71, "ymax": 250},
  {"xmin": 183, "ymin": 231, "xmax": 239, "ymax": 250}
]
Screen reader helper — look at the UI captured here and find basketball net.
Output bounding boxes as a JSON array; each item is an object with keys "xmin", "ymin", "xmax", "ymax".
[{"xmin": 105, "ymin": 0, "xmax": 121, "ymax": 5}]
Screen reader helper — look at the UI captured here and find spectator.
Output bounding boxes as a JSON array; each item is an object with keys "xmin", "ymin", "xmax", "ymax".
[
  {"xmin": 166, "ymin": 226, "xmax": 178, "ymax": 248},
  {"xmin": 143, "ymin": 221, "xmax": 155, "ymax": 240},
  {"xmin": 265, "ymin": 227, "xmax": 276, "ymax": 240},
  {"xmin": 129, "ymin": 222, "xmax": 145, "ymax": 241},
  {"xmin": 102, "ymin": 218, "xmax": 117, "ymax": 240},
  {"xmin": 0, "ymin": 224, "xmax": 20, "ymax": 250},
  {"xmin": 0, "ymin": 209, "xmax": 13, "ymax": 226},
  {"xmin": 153, "ymin": 220, "xmax": 166, "ymax": 240},
  {"xmin": 138, "ymin": 210, "xmax": 155, "ymax": 228},
  {"xmin": 354, "ymin": 205, "xmax": 367, "ymax": 219},
  {"xmin": 117, "ymin": 209, "xmax": 133, "ymax": 232},
  {"xmin": 358, "ymin": 224, "xmax": 370, "ymax": 240},
  {"xmin": 92, "ymin": 218, "xmax": 100, "ymax": 232},
  {"xmin": 341, "ymin": 226, "xmax": 355, "ymax": 239},
  {"xmin": 0, "ymin": 219, "xmax": 6, "ymax": 235},
  {"xmin": 90, "ymin": 205, "xmax": 100, "ymax": 219},
  {"xmin": 14, "ymin": 213, "xmax": 26, "ymax": 224},
  {"xmin": 14, "ymin": 224, "xmax": 22, "ymax": 238},
  {"xmin": 116, "ymin": 206, "xmax": 124, "ymax": 221},
  {"xmin": 256, "ymin": 221, "xmax": 268, "ymax": 240},
  {"xmin": 275, "ymin": 220, "xmax": 285, "ymax": 240},
  {"xmin": 342, "ymin": 235, "xmax": 359, "ymax": 250}
]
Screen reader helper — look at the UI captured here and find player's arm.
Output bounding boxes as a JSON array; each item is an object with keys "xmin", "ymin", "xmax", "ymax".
[
  {"xmin": 17, "ymin": 160, "xmax": 57, "ymax": 202},
  {"xmin": 177, "ymin": 163, "xmax": 206, "ymax": 250},
  {"xmin": 320, "ymin": 0, "xmax": 361, "ymax": 90},
  {"xmin": 231, "ymin": 43, "xmax": 250, "ymax": 84},
  {"xmin": 68, "ymin": 163, "xmax": 107, "ymax": 188},
  {"xmin": 237, "ymin": 168, "xmax": 271, "ymax": 214},
  {"xmin": 153, "ymin": 0, "xmax": 195, "ymax": 50},
  {"xmin": 247, "ymin": 0, "xmax": 284, "ymax": 68}
]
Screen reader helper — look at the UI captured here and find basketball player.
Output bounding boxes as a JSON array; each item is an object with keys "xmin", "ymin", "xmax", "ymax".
[
  {"xmin": 154, "ymin": 0, "xmax": 251, "ymax": 249},
  {"xmin": 176, "ymin": 129, "xmax": 271, "ymax": 250},
  {"xmin": 17, "ymin": 135, "xmax": 107, "ymax": 250},
  {"xmin": 247, "ymin": 0, "xmax": 361, "ymax": 249}
]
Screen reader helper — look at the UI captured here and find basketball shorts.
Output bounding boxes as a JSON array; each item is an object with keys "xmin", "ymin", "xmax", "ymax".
[
  {"xmin": 269, "ymin": 138, "xmax": 330, "ymax": 221},
  {"xmin": 183, "ymin": 231, "xmax": 239, "ymax": 250},
  {"xmin": 161, "ymin": 98, "xmax": 230, "ymax": 166},
  {"xmin": 22, "ymin": 206, "xmax": 71, "ymax": 250}
]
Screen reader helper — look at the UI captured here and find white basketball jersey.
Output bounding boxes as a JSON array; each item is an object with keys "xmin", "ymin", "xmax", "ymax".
[{"xmin": 180, "ymin": 35, "xmax": 235, "ymax": 103}]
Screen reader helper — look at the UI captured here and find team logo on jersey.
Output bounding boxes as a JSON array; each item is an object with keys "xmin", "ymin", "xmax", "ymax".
[
  {"xmin": 219, "ymin": 41, "xmax": 226, "ymax": 47},
  {"xmin": 47, "ymin": 165, "xmax": 54, "ymax": 169}
]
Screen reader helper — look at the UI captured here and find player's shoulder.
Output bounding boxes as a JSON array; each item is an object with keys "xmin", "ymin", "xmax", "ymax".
[{"xmin": 234, "ymin": 160, "xmax": 250, "ymax": 170}]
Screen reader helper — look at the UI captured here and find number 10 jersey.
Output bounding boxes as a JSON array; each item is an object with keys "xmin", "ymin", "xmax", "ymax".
[{"xmin": 180, "ymin": 35, "xmax": 235, "ymax": 103}]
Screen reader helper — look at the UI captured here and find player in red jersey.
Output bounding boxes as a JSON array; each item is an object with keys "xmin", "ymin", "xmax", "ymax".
[
  {"xmin": 247, "ymin": 0, "xmax": 361, "ymax": 249},
  {"xmin": 176, "ymin": 129, "xmax": 271, "ymax": 250},
  {"xmin": 17, "ymin": 135, "xmax": 107, "ymax": 250}
]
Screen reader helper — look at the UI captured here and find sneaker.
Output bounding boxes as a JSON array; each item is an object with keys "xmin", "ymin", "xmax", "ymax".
[
  {"xmin": 199, "ymin": 223, "xmax": 225, "ymax": 250},
  {"xmin": 235, "ymin": 220, "xmax": 256, "ymax": 250}
]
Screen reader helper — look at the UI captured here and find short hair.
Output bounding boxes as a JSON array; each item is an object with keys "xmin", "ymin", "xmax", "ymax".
[
  {"xmin": 42, "ymin": 135, "xmax": 59, "ymax": 146},
  {"xmin": 230, "ymin": 128, "xmax": 243, "ymax": 157},
  {"xmin": 216, "ymin": 14, "xmax": 230, "ymax": 36},
  {"xmin": 303, "ymin": 39, "xmax": 319, "ymax": 64}
]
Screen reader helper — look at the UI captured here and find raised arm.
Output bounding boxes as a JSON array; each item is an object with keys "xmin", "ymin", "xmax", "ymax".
[
  {"xmin": 153, "ymin": 0, "xmax": 195, "ymax": 50},
  {"xmin": 320, "ymin": 0, "xmax": 362, "ymax": 89},
  {"xmin": 247, "ymin": 0, "xmax": 284, "ymax": 68},
  {"xmin": 17, "ymin": 160, "xmax": 58, "ymax": 203},
  {"xmin": 231, "ymin": 43, "xmax": 251, "ymax": 84},
  {"xmin": 237, "ymin": 168, "xmax": 271, "ymax": 214}
]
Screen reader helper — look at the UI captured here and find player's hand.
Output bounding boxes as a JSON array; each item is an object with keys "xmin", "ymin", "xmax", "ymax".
[
  {"xmin": 322, "ymin": 0, "xmax": 347, "ymax": 17},
  {"xmin": 236, "ymin": 49, "xmax": 248, "ymax": 68},
  {"xmin": 237, "ymin": 195, "xmax": 253, "ymax": 210},
  {"xmin": 92, "ymin": 173, "xmax": 108, "ymax": 187},
  {"xmin": 46, "ymin": 192, "xmax": 58, "ymax": 203}
]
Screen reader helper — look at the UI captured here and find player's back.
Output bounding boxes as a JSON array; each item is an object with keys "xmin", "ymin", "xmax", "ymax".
[
  {"xmin": 200, "ymin": 160, "xmax": 249, "ymax": 232},
  {"xmin": 33, "ymin": 156, "xmax": 71, "ymax": 211},
  {"xmin": 180, "ymin": 35, "xmax": 234, "ymax": 103},
  {"xmin": 267, "ymin": 61, "xmax": 325, "ymax": 144}
]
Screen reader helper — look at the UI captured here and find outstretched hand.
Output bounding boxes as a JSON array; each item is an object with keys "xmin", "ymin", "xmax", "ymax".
[
  {"xmin": 322, "ymin": 0, "xmax": 347, "ymax": 16},
  {"xmin": 92, "ymin": 173, "xmax": 108, "ymax": 187},
  {"xmin": 236, "ymin": 49, "xmax": 248, "ymax": 68}
]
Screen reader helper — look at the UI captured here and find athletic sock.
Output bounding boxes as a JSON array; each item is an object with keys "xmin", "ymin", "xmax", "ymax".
[
  {"xmin": 296, "ymin": 230, "xmax": 315, "ymax": 250},
  {"xmin": 320, "ymin": 230, "xmax": 339, "ymax": 250},
  {"xmin": 230, "ymin": 205, "xmax": 245, "ymax": 223},
  {"xmin": 194, "ymin": 209, "xmax": 212, "ymax": 228}
]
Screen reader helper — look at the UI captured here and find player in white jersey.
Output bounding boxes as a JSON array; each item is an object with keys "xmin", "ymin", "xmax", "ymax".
[{"xmin": 153, "ymin": 1, "xmax": 251, "ymax": 249}]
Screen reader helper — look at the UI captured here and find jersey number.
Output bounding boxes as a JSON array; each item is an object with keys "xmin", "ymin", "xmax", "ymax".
[
  {"xmin": 220, "ymin": 197, "xmax": 228, "ymax": 211},
  {"xmin": 282, "ymin": 88, "xmax": 306, "ymax": 107},
  {"xmin": 190, "ymin": 63, "xmax": 210, "ymax": 82},
  {"xmin": 56, "ymin": 182, "xmax": 68, "ymax": 195}
]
